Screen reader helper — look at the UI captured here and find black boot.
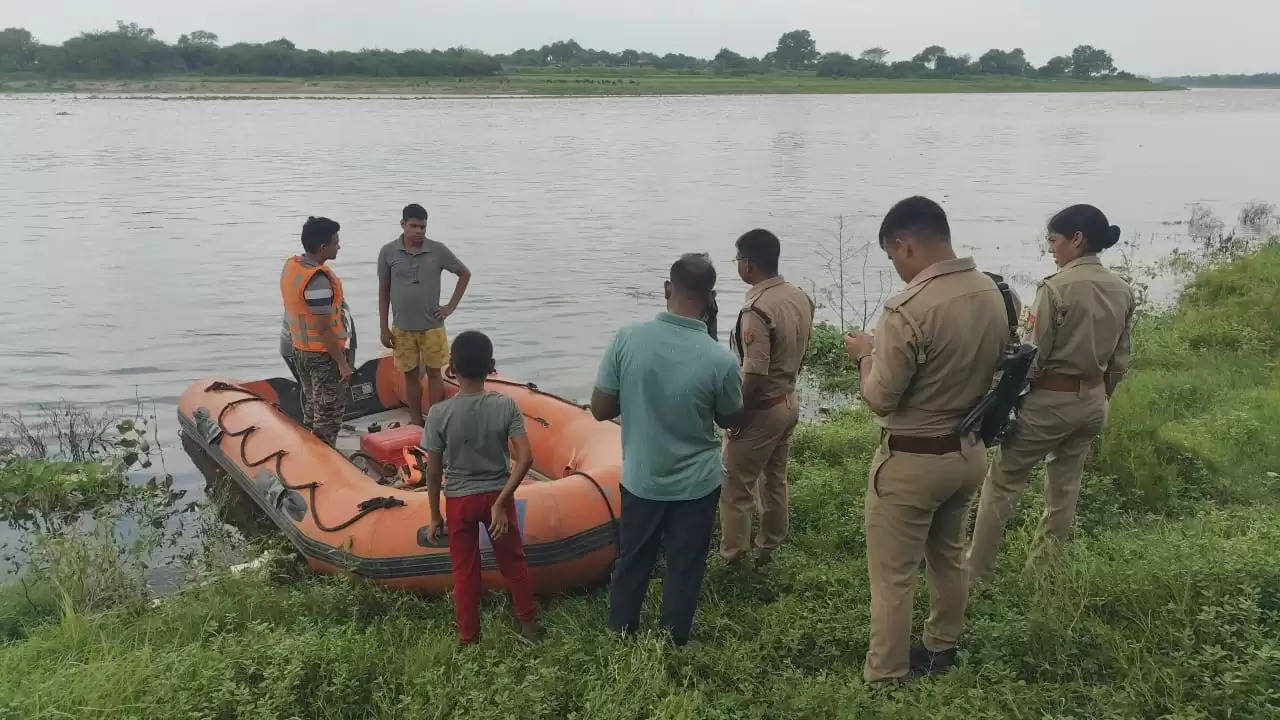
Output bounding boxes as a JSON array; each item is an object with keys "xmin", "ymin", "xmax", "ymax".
[{"xmin": 909, "ymin": 644, "xmax": 958, "ymax": 677}]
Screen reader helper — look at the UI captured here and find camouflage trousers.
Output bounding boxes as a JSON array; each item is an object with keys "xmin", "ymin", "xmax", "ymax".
[{"xmin": 295, "ymin": 350, "xmax": 348, "ymax": 446}]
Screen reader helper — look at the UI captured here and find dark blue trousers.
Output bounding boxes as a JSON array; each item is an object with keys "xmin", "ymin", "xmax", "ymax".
[{"xmin": 607, "ymin": 485, "xmax": 720, "ymax": 646}]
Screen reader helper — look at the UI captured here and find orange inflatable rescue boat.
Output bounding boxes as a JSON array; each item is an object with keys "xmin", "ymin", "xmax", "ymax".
[{"xmin": 177, "ymin": 356, "xmax": 620, "ymax": 594}]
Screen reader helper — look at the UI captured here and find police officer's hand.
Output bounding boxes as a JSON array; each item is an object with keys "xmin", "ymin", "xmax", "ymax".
[
  {"xmin": 380, "ymin": 327, "xmax": 395, "ymax": 349},
  {"xmin": 844, "ymin": 331, "xmax": 875, "ymax": 361}
]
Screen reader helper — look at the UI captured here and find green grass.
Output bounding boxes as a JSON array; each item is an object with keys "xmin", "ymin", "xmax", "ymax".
[
  {"xmin": 1, "ymin": 246, "xmax": 1278, "ymax": 718},
  {"xmin": 0, "ymin": 71, "xmax": 1176, "ymax": 96},
  {"xmin": 1094, "ymin": 247, "xmax": 1280, "ymax": 512}
]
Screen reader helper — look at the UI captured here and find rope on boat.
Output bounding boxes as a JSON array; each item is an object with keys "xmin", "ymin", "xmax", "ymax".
[
  {"xmin": 573, "ymin": 470, "xmax": 619, "ymax": 548},
  {"xmin": 205, "ymin": 382, "xmax": 405, "ymax": 532},
  {"xmin": 204, "ymin": 380, "xmax": 618, "ymax": 544},
  {"xmin": 447, "ymin": 369, "xmax": 595, "ymax": 416}
]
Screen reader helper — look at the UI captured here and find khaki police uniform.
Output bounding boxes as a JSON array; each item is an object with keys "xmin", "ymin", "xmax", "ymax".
[
  {"xmin": 966, "ymin": 256, "xmax": 1134, "ymax": 583},
  {"xmin": 720, "ymin": 276, "xmax": 814, "ymax": 562},
  {"xmin": 860, "ymin": 257, "xmax": 1008, "ymax": 683}
]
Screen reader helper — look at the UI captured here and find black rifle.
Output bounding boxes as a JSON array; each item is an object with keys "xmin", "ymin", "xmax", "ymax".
[{"xmin": 955, "ymin": 273, "xmax": 1037, "ymax": 447}]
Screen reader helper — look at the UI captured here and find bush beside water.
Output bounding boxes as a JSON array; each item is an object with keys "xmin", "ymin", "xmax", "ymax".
[{"xmin": 1, "ymin": 245, "xmax": 1278, "ymax": 718}]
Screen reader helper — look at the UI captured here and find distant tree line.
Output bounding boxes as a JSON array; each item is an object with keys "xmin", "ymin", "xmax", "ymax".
[
  {"xmin": 811, "ymin": 36, "xmax": 1131, "ymax": 80},
  {"xmin": 1160, "ymin": 73, "xmax": 1280, "ymax": 88},
  {"xmin": 0, "ymin": 23, "xmax": 1135, "ymax": 81},
  {"xmin": 0, "ymin": 24, "xmax": 500, "ymax": 77},
  {"xmin": 502, "ymin": 31, "xmax": 1134, "ymax": 80},
  {"xmin": 497, "ymin": 40, "xmax": 706, "ymax": 71}
]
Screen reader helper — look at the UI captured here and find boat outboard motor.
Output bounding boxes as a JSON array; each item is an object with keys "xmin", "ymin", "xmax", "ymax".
[{"xmin": 341, "ymin": 301, "xmax": 357, "ymax": 368}]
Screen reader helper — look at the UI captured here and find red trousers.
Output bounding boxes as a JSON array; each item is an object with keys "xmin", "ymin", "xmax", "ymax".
[{"xmin": 446, "ymin": 491, "xmax": 537, "ymax": 642}]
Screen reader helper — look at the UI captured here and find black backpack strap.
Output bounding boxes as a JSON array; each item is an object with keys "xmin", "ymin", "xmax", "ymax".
[
  {"xmin": 730, "ymin": 293, "xmax": 776, "ymax": 362},
  {"xmin": 984, "ymin": 272, "xmax": 1019, "ymax": 343},
  {"xmin": 730, "ymin": 305, "xmax": 774, "ymax": 361},
  {"xmin": 748, "ymin": 305, "xmax": 774, "ymax": 327}
]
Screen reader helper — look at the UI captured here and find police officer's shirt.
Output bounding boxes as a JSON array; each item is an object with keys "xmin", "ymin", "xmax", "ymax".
[
  {"xmin": 862, "ymin": 258, "xmax": 1009, "ymax": 436},
  {"xmin": 735, "ymin": 275, "xmax": 814, "ymax": 399},
  {"xmin": 1026, "ymin": 255, "xmax": 1135, "ymax": 394}
]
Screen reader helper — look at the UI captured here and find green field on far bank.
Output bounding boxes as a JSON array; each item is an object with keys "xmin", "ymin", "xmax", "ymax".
[
  {"xmin": 0, "ymin": 70, "xmax": 1177, "ymax": 96},
  {"xmin": 1, "ymin": 242, "xmax": 1277, "ymax": 718}
]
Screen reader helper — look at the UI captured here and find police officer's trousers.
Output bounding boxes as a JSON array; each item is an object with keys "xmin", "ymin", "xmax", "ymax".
[
  {"xmin": 965, "ymin": 384, "xmax": 1109, "ymax": 586},
  {"xmin": 719, "ymin": 395, "xmax": 800, "ymax": 561},
  {"xmin": 864, "ymin": 433, "xmax": 985, "ymax": 682}
]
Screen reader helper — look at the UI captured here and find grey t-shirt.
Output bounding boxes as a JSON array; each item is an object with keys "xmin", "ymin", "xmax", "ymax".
[
  {"xmin": 422, "ymin": 391, "xmax": 526, "ymax": 498},
  {"xmin": 377, "ymin": 236, "xmax": 467, "ymax": 332}
]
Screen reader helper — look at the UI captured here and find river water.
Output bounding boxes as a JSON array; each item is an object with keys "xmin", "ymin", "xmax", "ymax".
[{"xmin": 2, "ymin": 88, "xmax": 1278, "ymax": 499}]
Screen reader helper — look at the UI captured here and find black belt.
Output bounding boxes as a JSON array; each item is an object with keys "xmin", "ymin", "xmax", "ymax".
[
  {"xmin": 1033, "ymin": 372, "xmax": 1104, "ymax": 392},
  {"xmin": 887, "ymin": 434, "xmax": 961, "ymax": 455}
]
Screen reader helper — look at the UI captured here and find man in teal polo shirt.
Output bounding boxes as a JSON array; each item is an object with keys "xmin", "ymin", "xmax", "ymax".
[{"xmin": 591, "ymin": 252, "xmax": 744, "ymax": 646}]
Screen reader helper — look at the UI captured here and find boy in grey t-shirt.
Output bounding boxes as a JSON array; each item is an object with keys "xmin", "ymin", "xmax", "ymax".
[{"xmin": 422, "ymin": 331, "xmax": 539, "ymax": 643}]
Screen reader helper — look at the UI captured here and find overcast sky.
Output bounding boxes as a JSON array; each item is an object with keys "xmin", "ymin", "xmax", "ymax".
[{"xmin": 7, "ymin": 0, "xmax": 1277, "ymax": 76}]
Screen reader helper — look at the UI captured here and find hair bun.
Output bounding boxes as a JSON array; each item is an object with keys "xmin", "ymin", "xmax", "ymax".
[{"xmin": 1104, "ymin": 225, "xmax": 1121, "ymax": 249}]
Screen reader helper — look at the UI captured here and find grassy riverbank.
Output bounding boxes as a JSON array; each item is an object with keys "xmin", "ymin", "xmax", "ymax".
[
  {"xmin": 0, "ymin": 71, "xmax": 1175, "ymax": 97},
  {"xmin": 2, "ymin": 244, "xmax": 1277, "ymax": 718}
]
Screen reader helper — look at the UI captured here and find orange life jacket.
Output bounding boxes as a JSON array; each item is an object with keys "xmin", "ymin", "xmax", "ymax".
[
  {"xmin": 400, "ymin": 446, "xmax": 428, "ymax": 488},
  {"xmin": 280, "ymin": 256, "xmax": 347, "ymax": 353}
]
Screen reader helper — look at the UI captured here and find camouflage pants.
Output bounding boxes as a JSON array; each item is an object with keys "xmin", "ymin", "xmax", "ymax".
[{"xmin": 295, "ymin": 350, "xmax": 347, "ymax": 446}]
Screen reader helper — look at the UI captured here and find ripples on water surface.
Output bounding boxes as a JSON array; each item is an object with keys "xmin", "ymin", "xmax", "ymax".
[{"xmin": 2, "ymin": 89, "xmax": 1278, "ymax": 491}]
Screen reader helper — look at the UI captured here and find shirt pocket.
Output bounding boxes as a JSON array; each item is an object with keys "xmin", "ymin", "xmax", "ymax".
[{"xmin": 391, "ymin": 258, "xmax": 419, "ymax": 284}]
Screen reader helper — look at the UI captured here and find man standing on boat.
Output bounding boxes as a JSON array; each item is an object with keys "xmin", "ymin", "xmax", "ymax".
[
  {"xmin": 720, "ymin": 229, "xmax": 814, "ymax": 567},
  {"xmin": 378, "ymin": 203, "xmax": 472, "ymax": 426},
  {"xmin": 591, "ymin": 253, "xmax": 744, "ymax": 646},
  {"xmin": 280, "ymin": 297, "xmax": 356, "ymax": 414},
  {"xmin": 280, "ymin": 216, "xmax": 350, "ymax": 446}
]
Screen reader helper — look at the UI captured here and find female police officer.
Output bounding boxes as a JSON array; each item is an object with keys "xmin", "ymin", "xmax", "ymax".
[{"xmin": 966, "ymin": 204, "xmax": 1135, "ymax": 584}]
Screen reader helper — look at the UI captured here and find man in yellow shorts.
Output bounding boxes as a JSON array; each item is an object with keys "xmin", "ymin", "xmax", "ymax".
[{"xmin": 378, "ymin": 203, "xmax": 472, "ymax": 426}]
